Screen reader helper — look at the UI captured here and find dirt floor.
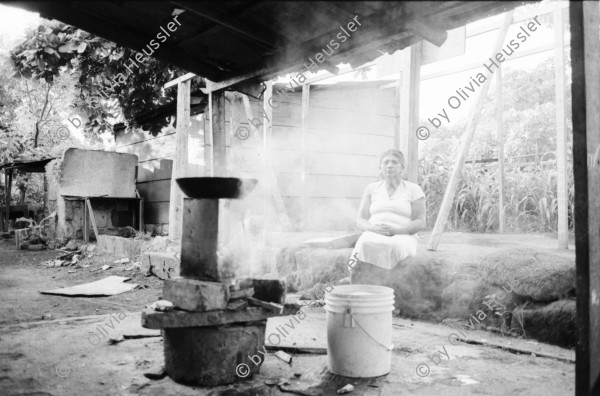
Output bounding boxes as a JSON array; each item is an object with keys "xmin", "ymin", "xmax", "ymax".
[{"xmin": 0, "ymin": 233, "xmax": 575, "ymax": 395}]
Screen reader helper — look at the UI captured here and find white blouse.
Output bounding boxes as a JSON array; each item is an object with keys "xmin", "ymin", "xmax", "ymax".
[{"xmin": 367, "ymin": 180, "xmax": 425, "ymax": 227}]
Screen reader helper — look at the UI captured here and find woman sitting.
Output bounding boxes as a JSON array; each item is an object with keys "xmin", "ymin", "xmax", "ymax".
[{"xmin": 350, "ymin": 149, "xmax": 426, "ymax": 277}]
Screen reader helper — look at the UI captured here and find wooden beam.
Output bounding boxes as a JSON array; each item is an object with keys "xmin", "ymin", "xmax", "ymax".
[
  {"xmin": 496, "ymin": 67, "xmax": 505, "ymax": 233},
  {"xmin": 85, "ymin": 199, "xmax": 100, "ymax": 240},
  {"xmin": 394, "ymin": 72, "xmax": 403, "ymax": 150},
  {"xmin": 570, "ymin": 2, "xmax": 600, "ymax": 394},
  {"xmin": 405, "ymin": 14, "xmax": 448, "ymax": 47},
  {"xmin": 139, "ymin": 198, "xmax": 144, "ymax": 231},
  {"xmin": 261, "ymin": 82, "xmax": 271, "ymax": 243},
  {"xmin": 224, "ymin": 2, "xmax": 519, "ymax": 84},
  {"xmin": 168, "ymin": 80, "xmax": 191, "ymax": 242},
  {"xmin": 175, "ymin": 2, "xmax": 268, "ymax": 47},
  {"xmin": 164, "ymin": 72, "xmax": 196, "ymax": 90},
  {"xmin": 3, "ymin": 170, "xmax": 11, "ymax": 232},
  {"xmin": 202, "ymin": 73, "xmax": 266, "ymax": 94},
  {"xmin": 83, "ymin": 198, "xmax": 88, "ymax": 243},
  {"xmin": 210, "ymin": 91, "xmax": 227, "ymax": 177},
  {"xmin": 553, "ymin": 4, "xmax": 569, "ymax": 249},
  {"xmin": 215, "ymin": 11, "xmax": 419, "ymax": 84},
  {"xmin": 398, "ymin": 43, "xmax": 421, "ymax": 183},
  {"xmin": 180, "ymin": 198, "xmax": 220, "ymax": 281},
  {"xmin": 203, "ymin": 108, "xmax": 212, "ymax": 177},
  {"xmin": 428, "ymin": 10, "xmax": 514, "ymax": 251},
  {"xmin": 261, "ymin": 82, "xmax": 291, "ymax": 230},
  {"xmin": 301, "ymin": 84, "xmax": 310, "ymax": 230},
  {"xmin": 171, "ymin": 1, "xmax": 279, "ymax": 49},
  {"xmin": 241, "ymin": 94, "xmax": 258, "ymax": 133}
]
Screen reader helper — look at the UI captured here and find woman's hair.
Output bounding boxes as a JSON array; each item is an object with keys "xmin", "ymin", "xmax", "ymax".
[{"xmin": 379, "ymin": 149, "xmax": 405, "ymax": 168}]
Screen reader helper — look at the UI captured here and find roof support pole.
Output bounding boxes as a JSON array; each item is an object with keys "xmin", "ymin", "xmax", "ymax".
[
  {"xmin": 428, "ymin": 10, "xmax": 513, "ymax": 251},
  {"xmin": 396, "ymin": 42, "xmax": 421, "ymax": 183},
  {"xmin": 4, "ymin": 169, "xmax": 12, "ymax": 232},
  {"xmin": 553, "ymin": 4, "xmax": 569, "ymax": 249},
  {"xmin": 168, "ymin": 80, "xmax": 191, "ymax": 242},
  {"xmin": 570, "ymin": 1, "xmax": 600, "ymax": 394}
]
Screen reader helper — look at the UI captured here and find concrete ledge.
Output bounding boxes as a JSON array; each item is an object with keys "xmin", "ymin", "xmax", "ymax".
[
  {"xmin": 277, "ymin": 236, "xmax": 578, "ymax": 348},
  {"xmin": 96, "ymin": 235, "xmax": 144, "ymax": 258},
  {"xmin": 510, "ymin": 300, "xmax": 576, "ymax": 347},
  {"xmin": 141, "ymin": 252, "xmax": 180, "ymax": 280}
]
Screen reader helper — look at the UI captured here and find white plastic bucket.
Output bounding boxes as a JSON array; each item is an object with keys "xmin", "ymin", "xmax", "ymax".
[{"xmin": 325, "ymin": 285, "xmax": 394, "ymax": 377}]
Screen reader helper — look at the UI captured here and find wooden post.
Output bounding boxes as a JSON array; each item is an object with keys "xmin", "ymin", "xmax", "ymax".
[
  {"xmin": 554, "ymin": 4, "xmax": 569, "ymax": 249},
  {"xmin": 394, "ymin": 75, "xmax": 402, "ymax": 151},
  {"xmin": 83, "ymin": 199, "xmax": 88, "ymax": 242},
  {"xmin": 180, "ymin": 198, "xmax": 220, "ymax": 281},
  {"xmin": 4, "ymin": 169, "xmax": 12, "ymax": 232},
  {"xmin": 168, "ymin": 80, "xmax": 191, "ymax": 242},
  {"xmin": 496, "ymin": 66, "xmax": 505, "ymax": 233},
  {"xmin": 139, "ymin": 198, "xmax": 144, "ymax": 231},
  {"xmin": 570, "ymin": 2, "xmax": 600, "ymax": 394},
  {"xmin": 301, "ymin": 84, "xmax": 310, "ymax": 230},
  {"xmin": 397, "ymin": 43, "xmax": 421, "ymax": 183},
  {"xmin": 203, "ymin": 111, "xmax": 212, "ymax": 177},
  {"xmin": 85, "ymin": 198, "xmax": 99, "ymax": 240},
  {"xmin": 43, "ymin": 174, "xmax": 47, "ymax": 217},
  {"xmin": 262, "ymin": 81, "xmax": 272, "ymax": 238},
  {"xmin": 428, "ymin": 11, "xmax": 514, "ymax": 251},
  {"xmin": 211, "ymin": 90, "xmax": 227, "ymax": 177}
]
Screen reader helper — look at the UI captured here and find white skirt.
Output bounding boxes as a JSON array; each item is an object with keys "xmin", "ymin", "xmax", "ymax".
[{"xmin": 351, "ymin": 231, "xmax": 418, "ymax": 270}]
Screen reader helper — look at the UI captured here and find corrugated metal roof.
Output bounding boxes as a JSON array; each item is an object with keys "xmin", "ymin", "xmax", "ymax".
[{"xmin": 0, "ymin": 157, "xmax": 55, "ymax": 172}]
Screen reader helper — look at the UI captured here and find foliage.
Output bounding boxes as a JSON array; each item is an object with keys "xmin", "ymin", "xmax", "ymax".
[
  {"xmin": 16, "ymin": 210, "xmax": 56, "ymax": 245},
  {"xmin": 420, "ymin": 56, "xmax": 572, "ymax": 163},
  {"xmin": 9, "ymin": 20, "xmax": 195, "ymax": 137},
  {"xmin": 419, "ymin": 154, "xmax": 575, "ymax": 233},
  {"xmin": 418, "ymin": 41, "xmax": 574, "ymax": 234},
  {"xmin": 1, "ymin": 46, "xmax": 82, "ymax": 207}
]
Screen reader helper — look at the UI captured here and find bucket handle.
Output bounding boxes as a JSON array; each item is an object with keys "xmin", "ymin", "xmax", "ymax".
[{"xmin": 343, "ymin": 307, "xmax": 393, "ymax": 352}]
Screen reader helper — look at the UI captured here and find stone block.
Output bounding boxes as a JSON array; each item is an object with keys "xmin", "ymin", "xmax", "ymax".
[
  {"xmin": 97, "ymin": 235, "xmax": 144, "ymax": 259},
  {"xmin": 163, "ymin": 323, "xmax": 266, "ymax": 386},
  {"xmin": 441, "ymin": 279, "xmax": 481, "ymax": 319},
  {"xmin": 14, "ymin": 228, "xmax": 29, "ymax": 248},
  {"xmin": 510, "ymin": 299, "xmax": 576, "ymax": 347},
  {"xmin": 352, "ymin": 253, "xmax": 450, "ymax": 320},
  {"xmin": 28, "ymin": 244, "xmax": 45, "ymax": 251},
  {"xmin": 465, "ymin": 282, "xmax": 523, "ymax": 330},
  {"xmin": 163, "ymin": 278, "xmax": 229, "ymax": 312},
  {"xmin": 236, "ymin": 278, "xmax": 286, "ymax": 304},
  {"xmin": 478, "ymin": 248, "xmax": 575, "ymax": 302},
  {"xmin": 141, "ymin": 252, "xmax": 180, "ymax": 280}
]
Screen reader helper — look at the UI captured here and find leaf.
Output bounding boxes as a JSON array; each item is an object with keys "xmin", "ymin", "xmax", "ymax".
[
  {"xmin": 37, "ymin": 57, "xmax": 45, "ymax": 71},
  {"xmin": 43, "ymin": 47, "xmax": 55, "ymax": 55},
  {"xmin": 77, "ymin": 42, "xmax": 87, "ymax": 53},
  {"xmin": 58, "ymin": 43, "xmax": 73, "ymax": 53}
]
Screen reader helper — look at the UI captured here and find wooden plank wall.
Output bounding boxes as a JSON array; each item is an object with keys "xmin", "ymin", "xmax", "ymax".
[
  {"xmin": 115, "ymin": 115, "xmax": 210, "ymax": 227},
  {"xmin": 115, "ymin": 82, "xmax": 396, "ymax": 231},
  {"xmin": 230, "ymin": 82, "xmax": 396, "ymax": 230}
]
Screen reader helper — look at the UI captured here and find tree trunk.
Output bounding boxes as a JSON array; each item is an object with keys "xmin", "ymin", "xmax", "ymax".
[{"xmin": 34, "ymin": 122, "xmax": 40, "ymax": 148}]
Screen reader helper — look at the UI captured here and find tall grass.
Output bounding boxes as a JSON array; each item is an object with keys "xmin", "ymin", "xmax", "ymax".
[{"xmin": 419, "ymin": 155, "xmax": 574, "ymax": 233}]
